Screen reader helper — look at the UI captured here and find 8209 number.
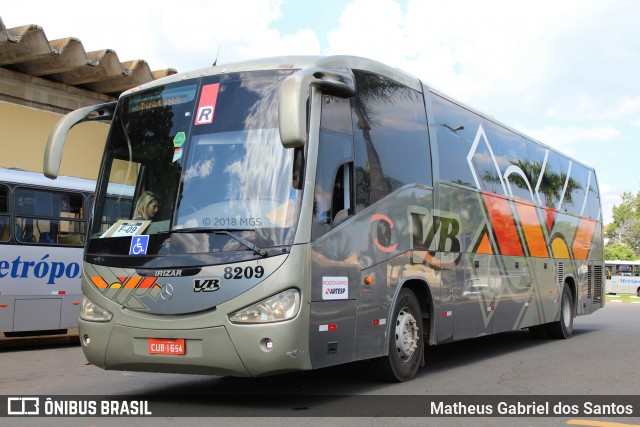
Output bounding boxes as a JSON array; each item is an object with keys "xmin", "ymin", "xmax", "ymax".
[{"xmin": 224, "ymin": 266, "xmax": 265, "ymax": 280}]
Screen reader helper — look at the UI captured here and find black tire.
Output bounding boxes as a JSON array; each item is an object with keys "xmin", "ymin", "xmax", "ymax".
[
  {"xmin": 637, "ymin": 288, "xmax": 640, "ymax": 298},
  {"xmin": 545, "ymin": 283, "xmax": 574, "ymax": 339},
  {"xmin": 373, "ymin": 288, "xmax": 424, "ymax": 382}
]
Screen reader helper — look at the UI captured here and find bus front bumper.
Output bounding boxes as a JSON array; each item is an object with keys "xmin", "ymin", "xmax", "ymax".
[{"xmin": 79, "ymin": 317, "xmax": 312, "ymax": 377}]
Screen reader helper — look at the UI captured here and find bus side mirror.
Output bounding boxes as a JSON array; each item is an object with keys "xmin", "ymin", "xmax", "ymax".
[
  {"xmin": 278, "ymin": 67, "xmax": 355, "ymax": 148},
  {"xmin": 44, "ymin": 102, "xmax": 117, "ymax": 179}
]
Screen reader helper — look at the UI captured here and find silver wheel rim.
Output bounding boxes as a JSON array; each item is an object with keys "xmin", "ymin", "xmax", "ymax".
[
  {"xmin": 395, "ymin": 307, "xmax": 419, "ymax": 361},
  {"xmin": 562, "ymin": 293, "xmax": 571, "ymax": 328}
]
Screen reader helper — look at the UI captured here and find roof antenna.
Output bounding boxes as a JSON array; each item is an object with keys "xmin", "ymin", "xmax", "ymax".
[{"xmin": 212, "ymin": 45, "xmax": 221, "ymax": 66}]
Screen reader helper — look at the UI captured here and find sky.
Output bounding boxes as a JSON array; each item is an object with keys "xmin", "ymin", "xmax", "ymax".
[{"xmin": 3, "ymin": 0, "xmax": 640, "ymax": 224}]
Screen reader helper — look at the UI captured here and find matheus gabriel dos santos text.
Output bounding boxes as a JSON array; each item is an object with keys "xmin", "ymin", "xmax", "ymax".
[{"xmin": 430, "ymin": 400, "xmax": 635, "ymax": 416}]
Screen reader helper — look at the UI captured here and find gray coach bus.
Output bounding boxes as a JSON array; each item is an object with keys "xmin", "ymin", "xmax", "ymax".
[{"xmin": 44, "ymin": 56, "xmax": 604, "ymax": 382}]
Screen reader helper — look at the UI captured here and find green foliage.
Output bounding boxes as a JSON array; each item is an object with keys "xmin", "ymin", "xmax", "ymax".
[
  {"xmin": 607, "ymin": 190, "xmax": 640, "ymax": 254},
  {"xmin": 604, "ymin": 243, "xmax": 638, "ymax": 261}
]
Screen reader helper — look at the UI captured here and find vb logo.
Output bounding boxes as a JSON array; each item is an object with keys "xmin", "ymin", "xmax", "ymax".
[
  {"xmin": 409, "ymin": 206, "xmax": 462, "ymax": 269},
  {"xmin": 193, "ymin": 279, "xmax": 221, "ymax": 292}
]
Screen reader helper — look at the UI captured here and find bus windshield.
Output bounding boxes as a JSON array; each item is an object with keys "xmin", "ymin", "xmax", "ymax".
[{"xmin": 90, "ymin": 70, "xmax": 301, "ymax": 255}]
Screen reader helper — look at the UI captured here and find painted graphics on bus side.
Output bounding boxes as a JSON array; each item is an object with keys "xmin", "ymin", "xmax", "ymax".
[
  {"xmin": 0, "ymin": 246, "xmax": 82, "ymax": 295},
  {"xmin": 376, "ymin": 124, "xmax": 599, "ymax": 269},
  {"xmin": 374, "ymin": 194, "xmax": 597, "ymax": 268}
]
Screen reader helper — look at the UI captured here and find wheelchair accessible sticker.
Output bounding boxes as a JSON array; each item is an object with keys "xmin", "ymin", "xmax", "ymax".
[{"xmin": 130, "ymin": 235, "xmax": 149, "ymax": 255}]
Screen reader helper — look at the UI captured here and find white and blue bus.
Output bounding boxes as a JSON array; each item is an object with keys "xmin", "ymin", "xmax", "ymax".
[
  {"xmin": 0, "ymin": 169, "xmax": 134, "ymax": 336},
  {"xmin": 0, "ymin": 168, "xmax": 95, "ymax": 336},
  {"xmin": 605, "ymin": 260, "xmax": 640, "ymax": 296}
]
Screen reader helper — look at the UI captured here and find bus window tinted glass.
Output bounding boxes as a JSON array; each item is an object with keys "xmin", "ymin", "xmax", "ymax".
[
  {"xmin": 91, "ymin": 80, "xmax": 198, "ymax": 240},
  {"xmin": 313, "ymin": 95, "xmax": 354, "ymax": 240},
  {"xmin": 431, "ymin": 94, "xmax": 482, "ymax": 188},
  {"xmin": 176, "ymin": 73, "xmax": 298, "ymax": 241},
  {"xmin": 321, "ymin": 95, "xmax": 353, "ymax": 135},
  {"xmin": 352, "ymin": 71, "xmax": 431, "ymax": 210},
  {"xmin": 563, "ymin": 162, "xmax": 589, "ymax": 216},
  {"xmin": 92, "ymin": 70, "xmax": 302, "ymax": 257},
  {"xmin": 539, "ymin": 150, "xmax": 563, "ymax": 208},
  {"xmin": 586, "ymin": 172, "xmax": 601, "ymax": 220},
  {"xmin": 524, "ymin": 139, "xmax": 548, "ymax": 205},
  {"xmin": 0, "ymin": 186, "xmax": 8, "ymax": 242},
  {"xmin": 484, "ymin": 120, "xmax": 532, "ymax": 201},
  {"xmin": 555, "ymin": 155, "xmax": 572, "ymax": 210},
  {"xmin": 16, "ymin": 189, "xmax": 83, "ymax": 218},
  {"xmin": 0, "ymin": 186, "xmax": 7, "ymax": 214},
  {"xmin": 15, "ymin": 189, "xmax": 85, "ymax": 245}
]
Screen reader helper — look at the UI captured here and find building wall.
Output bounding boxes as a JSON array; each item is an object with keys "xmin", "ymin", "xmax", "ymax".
[
  {"xmin": 0, "ymin": 101, "xmax": 108, "ymax": 180},
  {"xmin": 0, "ymin": 67, "xmax": 113, "ymax": 181}
]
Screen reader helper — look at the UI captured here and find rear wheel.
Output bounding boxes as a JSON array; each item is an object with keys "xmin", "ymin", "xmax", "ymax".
[
  {"xmin": 373, "ymin": 288, "xmax": 424, "ymax": 382},
  {"xmin": 545, "ymin": 283, "xmax": 574, "ymax": 339},
  {"xmin": 637, "ymin": 287, "xmax": 640, "ymax": 298}
]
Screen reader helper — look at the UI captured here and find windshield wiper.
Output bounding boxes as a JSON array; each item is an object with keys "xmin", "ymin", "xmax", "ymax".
[
  {"xmin": 170, "ymin": 227, "xmax": 267, "ymax": 257},
  {"xmin": 213, "ymin": 230, "xmax": 267, "ymax": 257}
]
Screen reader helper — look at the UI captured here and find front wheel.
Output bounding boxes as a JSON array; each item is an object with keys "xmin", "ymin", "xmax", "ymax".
[
  {"xmin": 545, "ymin": 283, "xmax": 574, "ymax": 339},
  {"xmin": 373, "ymin": 288, "xmax": 424, "ymax": 382}
]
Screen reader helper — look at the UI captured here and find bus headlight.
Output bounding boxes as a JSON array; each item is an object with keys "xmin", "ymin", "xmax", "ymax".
[
  {"xmin": 80, "ymin": 295, "xmax": 113, "ymax": 322},
  {"xmin": 228, "ymin": 289, "xmax": 300, "ymax": 324}
]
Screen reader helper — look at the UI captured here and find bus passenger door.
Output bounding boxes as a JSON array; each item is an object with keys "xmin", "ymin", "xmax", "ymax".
[
  {"xmin": 308, "ymin": 158, "xmax": 359, "ymax": 369},
  {"xmin": 308, "ymin": 94, "xmax": 358, "ymax": 369}
]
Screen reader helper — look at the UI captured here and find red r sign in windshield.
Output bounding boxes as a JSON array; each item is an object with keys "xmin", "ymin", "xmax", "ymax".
[{"xmin": 194, "ymin": 83, "xmax": 220, "ymax": 125}]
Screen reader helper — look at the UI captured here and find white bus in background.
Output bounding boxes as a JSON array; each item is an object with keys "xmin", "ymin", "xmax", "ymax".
[
  {"xmin": 0, "ymin": 169, "xmax": 100, "ymax": 337},
  {"xmin": 605, "ymin": 260, "xmax": 640, "ymax": 296}
]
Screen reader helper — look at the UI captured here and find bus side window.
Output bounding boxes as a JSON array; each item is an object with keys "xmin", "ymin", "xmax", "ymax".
[
  {"xmin": 312, "ymin": 95, "xmax": 354, "ymax": 241},
  {"xmin": 0, "ymin": 185, "xmax": 8, "ymax": 242},
  {"xmin": 332, "ymin": 162, "xmax": 353, "ymax": 225},
  {"xmin": 36, "ymin": 219, "xmax": 55, "ymax": 244},
  {"xmin": 312, "ymin": 130, "xmax": 354, "ymax": 239},
  {"xmin": 0, "ymin": 218, "xmax": 6, "ymax": 242},
  {"xmin": 430, "ymin": 93, "xmax": 479, "ymax": 189},
  {"xmin": 353, "ymin": 71, "xmax": 431, "ymax": 211},
  {"xmin": 18, "ymin": 221, "xmax": 36, "ymax": 242}
]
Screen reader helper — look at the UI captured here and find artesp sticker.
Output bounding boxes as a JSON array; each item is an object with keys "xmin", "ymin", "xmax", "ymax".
[{"xmin": 322, "ymin": 276, "xmax": 348, "ymax": 300}]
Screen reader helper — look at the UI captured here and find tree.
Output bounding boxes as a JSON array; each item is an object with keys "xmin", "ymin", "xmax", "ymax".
[
  {"xmin": 605, "ymin": 242, "xmax": 638, "ymax": 261},
  {"xmin": 607, "ymin": 190, "xmax": 640, "ymax": 253}
]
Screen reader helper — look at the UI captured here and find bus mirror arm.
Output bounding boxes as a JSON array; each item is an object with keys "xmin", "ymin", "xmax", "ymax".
[
  {"xmin": 278, "ymin": 67, "xmax": 355, "ymax": 149},
  {"xmin": 43, "ymin": 102, "xmax": 117, "ymax": 179}
]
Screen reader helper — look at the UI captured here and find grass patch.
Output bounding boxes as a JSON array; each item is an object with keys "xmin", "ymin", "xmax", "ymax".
[{"xmin": 606, "ymin": 293, "xmax": 640, "ymax": 303}]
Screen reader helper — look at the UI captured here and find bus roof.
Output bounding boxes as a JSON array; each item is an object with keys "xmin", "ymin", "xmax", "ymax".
[
  {"xmin": 0, "ymin": 168, "xmax": 96, "ymax": 193},
  {"xmin": 122, "ymin": 55, "xmax": 424, "ymax": 97},
  {"xmin": 605, "ymin": 260, "xmax": 640, "ymax": 265}
]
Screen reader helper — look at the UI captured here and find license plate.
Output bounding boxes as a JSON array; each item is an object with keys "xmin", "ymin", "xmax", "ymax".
[{"xmin": 148, "ymin": 338, "xmax": 185, "ymax": 355}]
